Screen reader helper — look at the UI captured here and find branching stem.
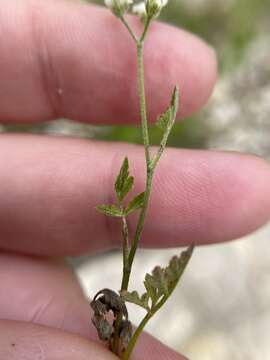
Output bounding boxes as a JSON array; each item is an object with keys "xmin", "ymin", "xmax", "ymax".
[
  {"xmin": 121, "ymin": 20, "xmax": 154, "ymax": 292},
  {"xmin": 114, "ymin": 16, "xmax": 175, "ymax": 359},
  {"xmin": 122, "ymin": 294, "xmax": 170, "ymax": 359},
  {"xmin": 119, "ymin": 16, "xmax": 139, "ymax": 43}
]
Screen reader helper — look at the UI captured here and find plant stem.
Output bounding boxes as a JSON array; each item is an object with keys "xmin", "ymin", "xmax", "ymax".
[
  {"xmin": 140, "ymin": 17, "xmax": 151, "ymax": 43},
  {"xmin": 116, "ymin": 16, "xmax": 169, "ymax": 358},
  {"xmin": 122, "ymin": 296, "xmax": 170, "ymax": 360},
  {"xmin": 120, "ymin": 16, "xmax": 139, "ymax": 43},
  {"xmin": 123, "ymin": 244, "xmax": 195, "ymax": 358},
  {"xmin": 122, "ymin": 216, "xmax": 129, "ymax": 280},
  {"xmin": 111, "ymin": 211, "xmax": 130, "ymax": 354},
  {"xmin": 122, "ymin": 36, "xmax": 154, "ymax": 292},
  {"xmin": 136, "ymin": 41, "xmax": 151, "ymax": 165},
  {"xmin": 122, "ymin": 312, "xmax": 152, "ymax": 360}
]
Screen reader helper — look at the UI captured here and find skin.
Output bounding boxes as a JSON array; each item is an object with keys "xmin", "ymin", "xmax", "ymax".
[{"xmin": 0, "ymin": 1, "xmax": 270, "ymax": 359}]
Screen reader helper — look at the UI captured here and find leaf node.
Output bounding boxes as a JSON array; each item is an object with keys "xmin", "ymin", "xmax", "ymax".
[{"xmin": 121, "ymin": 245, "xmax": 194, "ymax": 314}]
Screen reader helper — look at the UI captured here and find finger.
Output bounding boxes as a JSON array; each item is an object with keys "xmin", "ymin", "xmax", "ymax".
[
  {"xmin": 133, "ymin": 331, "xmax": 189, "ymax": 360},
  {"xmin": 0, "ymin": 134, "xmax": 269, "ymax": 255},
  {"xmin": 0, "ymin": 0, "xmax": 216, "ymax": 123},
  {"xmin": 0, "ymin": 320, "xmax": 116, "ymax": 360},
  {"xmin": 0, "ymin": 320, "xmax": 186, "ymax": 360},
  {"xmin": 0, "ymin": 255, "xmax": 187, "ymax": 359},
  {"xmin": 0, "ymin": 253, "xmax": 93, "ymax": 339}
]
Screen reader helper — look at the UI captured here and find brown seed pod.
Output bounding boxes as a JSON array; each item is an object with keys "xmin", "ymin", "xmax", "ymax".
[
  {"xmin": 92, "ymin": 288, "xmax": 129, "ymax": 319},
  {"xmin": 90, "ymin": 289, "xmax": 131, "ymax": 344}
]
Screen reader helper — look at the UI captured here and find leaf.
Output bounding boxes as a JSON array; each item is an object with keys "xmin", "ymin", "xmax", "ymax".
[
  {"xmin": 96, "ymin": 204, "xmax": 123, "ymax": 217},
  {"xmin": 171, "ymin": 85, "xmax": 179, "ymax": 116},
  {"xmin": 144, "ymin": 275, "xmax": 159, "ymax": 306},
  {"xmin": 125, "ymin": 192, "xmax": 145, "ymax": 215},
  {"xmin": 121, "ymin": 176, "xmax": 134, "ymax": 201},
  {"xmin": 121, "ymin": 246, "xmax": 194, "ymax": 315},
  {"xmin": 115, "ymin": 157, "xmax": 129, "ymax": 201},
  {"xmin": 152, "ymin": 266, "xmax": 169, "ymax": 296},
  {"xmin": 156, "ymin": 108, "xmax": 173, "ymax": 131},
  {"xmin": 121, "ymin": 290, "xmax": 150, "ymax": 311},
  {"xmin": 115, "ymin": 157, "xmax": 134, "ymax": 202},
  {"xmin": 144, "ymin": 244, "xmax": 194, "ymax": 310},
  {"xmin": 156, "ymin": 86, "xmax": 179, "ymax": 132}
]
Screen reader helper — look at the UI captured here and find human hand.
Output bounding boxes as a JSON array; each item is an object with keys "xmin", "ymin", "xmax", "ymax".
[{"xmin": 1, "ymin": 1, "xmax": 270, "ymax": 359}]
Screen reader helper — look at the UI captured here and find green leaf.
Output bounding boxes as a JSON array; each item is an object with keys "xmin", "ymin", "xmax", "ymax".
[
  {"xmin": 121, "ymin": 246, "xmax": 194, "ymax": 315},
  {"xmin": 144, "ymin": 244, "xmax": 194, "ymax": 310},
  {"xmin": 115, "ymin": 157, "xmax": 129, "ymax": 200},
  {"xmin": 156, "ymin": 108, "xmax": 173, "ymax": 131},
  {"xmin": 115, "ymin": 157, "xmax": 134, "ymax": 202},
  {"xmin": 96, "ymin": 204, "xmax": 123, "ymax": 217},
  {"xmin": 144, "ymin": 273, "xmax": 160, "ymax": 290},
  {"xmin": 121, "ymin": 176, "xmax": 134, "ymax": 201},
  {"xmin": 144, "ymin": 275, "xmax": 159, "ymax": 306},
  {"xmin": 125, "ymin": 192, "xmax": 145, "ymax": 215},
  {"xmin": 152, "ymin": 266, "xmax": 169, "ymax": 296},
  {"xmin": 156, "ymin": 86, "xmax": 179, "ymax": 132},
  {"xmin": 121, "ymin": 290, "xmax": 150, "ymax": 311}
]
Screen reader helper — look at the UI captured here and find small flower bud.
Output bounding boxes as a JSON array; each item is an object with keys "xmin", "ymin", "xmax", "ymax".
[
  {"xmin": 132, "ymin": 2, "xmax": 147, "ymax": 19},
  {"xmin": 104, "ymin": 0, "xmax": 133, "ymax": 17},
  {"xmin": 146, "ymin": 0, "xmax": 168, "ymax": 18}
]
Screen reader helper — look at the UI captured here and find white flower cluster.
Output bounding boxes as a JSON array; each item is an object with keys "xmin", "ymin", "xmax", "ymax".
[{"xmin": 104, "ymin": 0, "xmax": 169, "ymax": 18}]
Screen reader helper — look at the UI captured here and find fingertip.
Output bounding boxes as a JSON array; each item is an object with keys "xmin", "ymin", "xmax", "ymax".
[
  {"xmin": 233, "ymin": 153, "xmax": 270, "ymax": 231},
  {"xmin": 0, "ymin": 320, "xmax": 116, "ymax": 360}
]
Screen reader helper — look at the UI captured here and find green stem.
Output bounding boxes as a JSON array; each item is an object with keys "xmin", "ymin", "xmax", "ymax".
[
  {"xmin": 137, "ymin": 41, "xmax": 151, "ymax": 165},
  {"xmin": 120, "ymin": 16, "xmax": 139, "ymax": 43},
  {"xmin": 111, "ymin": 18, "xmax": 153, "ymax": 357},
  {"xmin": 112, "ymin": 212, "xmax": 130, "ymax": 354},
  {"xmin": 128, "ymin": 168, "xmax": 153, "ymax": 267},
  {"xmin": 121, "ymin": 38, "xmax": 154, "ymax": 292},
  {"xmin": 140, "ymin": 17, "xmax": 151, "ymax": 43},
  {"xmin": 121, "ymin": 215, "xmax": 130, "ymax": 290},
  {"xmin": 122, "ymin": 312, "xmax": 152, "ymax": 360},
  {"xmin": 122, "ymin": 294, "xmax": 170, "ymax": 359},
  {"xmin": 115, "ymin": 16, "xmax": 164, "ymax": 359}
]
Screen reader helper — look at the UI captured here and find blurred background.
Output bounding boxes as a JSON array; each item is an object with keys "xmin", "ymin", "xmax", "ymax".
[{"xmin": 2, "ymin": 0, "xmax": 270, "ymax": 359}]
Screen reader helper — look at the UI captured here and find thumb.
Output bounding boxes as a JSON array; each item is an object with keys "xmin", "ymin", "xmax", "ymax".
[{"xmin": 1, "ymin": 320, "xmax": 188, "ymax": 360}]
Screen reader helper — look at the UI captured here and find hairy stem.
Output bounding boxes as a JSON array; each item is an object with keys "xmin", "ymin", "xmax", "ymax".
[
  {"xmin": 122, "ymin": 37, "xmax": 153, "ymax": 291},
  {"xmin": 136, "ymin": 41, "xmax": 151, "ymax": 165},
  {"xmin": 116, "ymin": 16, "xmax": 169, "ymax": 358}
]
